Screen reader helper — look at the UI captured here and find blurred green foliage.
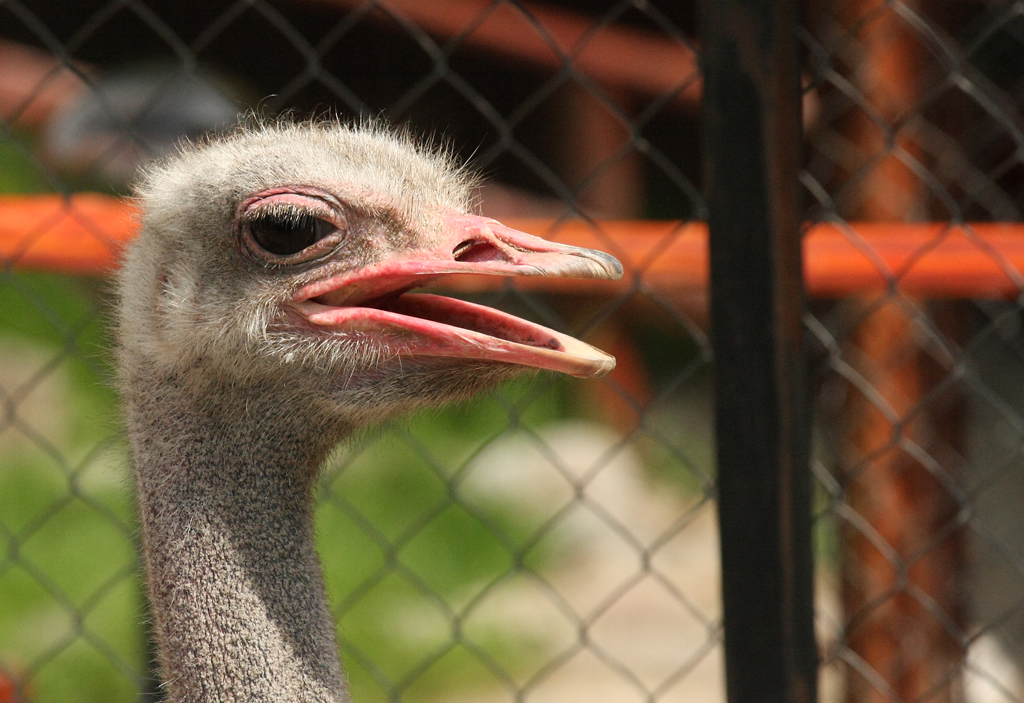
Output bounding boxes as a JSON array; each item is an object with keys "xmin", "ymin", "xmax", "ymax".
[{"xmin": 0, "ymin": 135, "xmax": 49, "ymax": 194}]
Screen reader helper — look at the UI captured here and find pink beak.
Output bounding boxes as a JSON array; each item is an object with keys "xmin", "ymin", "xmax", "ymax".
[{"xmin": 291, "ymin": 214, "xmax": 623, "ymax": 378}]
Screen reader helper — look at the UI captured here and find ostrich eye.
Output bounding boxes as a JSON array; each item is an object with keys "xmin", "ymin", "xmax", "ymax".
[{"xmin": 248, "ymin": 210, "xmax": 337, "ymax": 256}]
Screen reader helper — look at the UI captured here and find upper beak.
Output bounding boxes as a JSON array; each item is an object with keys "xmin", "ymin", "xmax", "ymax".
[
  {"xmin": 295, "ymin": 213, "xmax": 623, "ymax": 304},
  {"xmin": 291, "ymin": 213, "xmax": 623, "ymax": 378}
]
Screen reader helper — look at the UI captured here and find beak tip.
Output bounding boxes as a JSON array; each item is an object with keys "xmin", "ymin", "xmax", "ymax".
[
  {"xmin": 572, "ymin": 350, "xmax": 617, "ymax": 379},
  {"xmin": 596, "ymin": 250, "xmax": 624, "ymax": 280}
]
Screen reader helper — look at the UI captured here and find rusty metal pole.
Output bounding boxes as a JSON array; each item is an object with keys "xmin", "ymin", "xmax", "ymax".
[
  {"xmin": 700, "ymin": 2, "xmax": 818, "ymax": 703},
  {"xmin": 836, "ymin": 4, "xmax": 969, "ymax": 701}
]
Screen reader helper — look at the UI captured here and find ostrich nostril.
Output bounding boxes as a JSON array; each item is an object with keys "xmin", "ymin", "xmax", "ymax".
[{"xmin": 452, "ymin": 240, "xmax": 508, "ymax": 263}]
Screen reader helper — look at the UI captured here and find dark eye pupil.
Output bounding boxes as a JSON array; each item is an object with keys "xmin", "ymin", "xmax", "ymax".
[{"xmin": 250, "ymin": 212, "xmax": 336, "ymax": 256}]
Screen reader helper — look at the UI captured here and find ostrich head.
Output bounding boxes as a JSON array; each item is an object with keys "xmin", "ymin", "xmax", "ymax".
[{"xmin": 117, "ymin": 120, "xmax": 620, "ymax": 429}]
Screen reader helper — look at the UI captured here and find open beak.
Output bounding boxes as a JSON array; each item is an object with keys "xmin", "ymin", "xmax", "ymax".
[{"xmin": 290, "ymin": 214, "xmax": 623, "ymax": 378}]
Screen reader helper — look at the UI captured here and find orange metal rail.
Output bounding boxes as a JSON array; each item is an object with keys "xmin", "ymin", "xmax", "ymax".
[{"xmin": 3, "ymin": 194, "xmax": 1024, "ymax": 298}]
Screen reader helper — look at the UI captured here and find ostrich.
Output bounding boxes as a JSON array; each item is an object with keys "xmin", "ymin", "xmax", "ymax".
[{"xmin": 115, "ymin": 120, "xmax": 621, "ymax": 703}]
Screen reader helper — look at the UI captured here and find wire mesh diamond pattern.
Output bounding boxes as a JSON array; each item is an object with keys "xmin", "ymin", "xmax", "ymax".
[
  {"xmin": 0, "ymin": 2, "xmax": 718, "ymax": 703},
  {"xmin": 4, "ymin": 1, "xmax": 1024, "ymax": 702}
]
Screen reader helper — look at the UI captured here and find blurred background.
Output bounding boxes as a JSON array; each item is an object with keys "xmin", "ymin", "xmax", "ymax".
[{"xmin": 1, "ymin": 1, "xmax": 1024, "ymax": 702}]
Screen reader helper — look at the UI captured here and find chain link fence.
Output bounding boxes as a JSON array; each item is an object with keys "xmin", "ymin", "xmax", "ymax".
[
  {"xmin": 804, "ymin": 1, "xmax": 1024, "ymax": 701},
  {"xmin": 0, "ymin": 1, "xmax": 1023, "ymax": 702}
]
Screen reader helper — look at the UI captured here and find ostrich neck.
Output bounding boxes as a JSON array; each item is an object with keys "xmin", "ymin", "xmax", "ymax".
[{"xmin": 125, "ymin": 374, "xmax": 351, "ymax": 703}]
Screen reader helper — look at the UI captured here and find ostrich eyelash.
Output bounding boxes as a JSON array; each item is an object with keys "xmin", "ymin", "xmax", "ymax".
[{"xmin": 246, "ymin": 204, "xmax": 328, "ymax": 230}]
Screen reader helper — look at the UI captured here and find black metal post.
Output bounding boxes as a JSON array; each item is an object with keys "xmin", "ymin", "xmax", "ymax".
[{"xmin": 699, "ymin": 2, "xmax": 817, "ymax": 703}]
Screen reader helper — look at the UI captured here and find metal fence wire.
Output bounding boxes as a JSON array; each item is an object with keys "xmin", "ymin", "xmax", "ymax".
[
  {"xmin": 0, "ymin": 1, "xmax": 1022, "ymax": 703},
  {"xmin": 803, "ymin": 3, "xmax": 1024, "ymax": 703}
]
